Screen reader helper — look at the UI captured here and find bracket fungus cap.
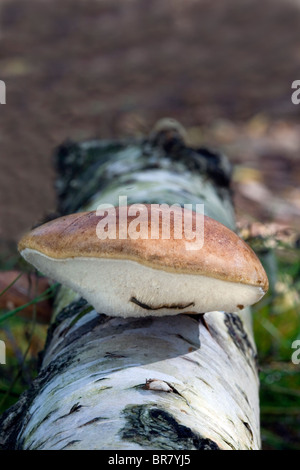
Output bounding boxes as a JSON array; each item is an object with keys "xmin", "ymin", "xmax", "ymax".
[{"xmin": 18, "ymin": 205, "xmax": 268, "ymax": 317}]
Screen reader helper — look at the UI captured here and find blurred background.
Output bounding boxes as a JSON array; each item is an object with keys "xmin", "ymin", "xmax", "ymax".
[{"xmin": 0, "ymin": 0, "xmax": 299, "ymax": 449}]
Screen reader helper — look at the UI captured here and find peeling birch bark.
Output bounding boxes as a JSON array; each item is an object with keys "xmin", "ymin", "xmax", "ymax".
[{"xmin": 0, "ymin": 123, "xmax": 261, "ymax": 450}]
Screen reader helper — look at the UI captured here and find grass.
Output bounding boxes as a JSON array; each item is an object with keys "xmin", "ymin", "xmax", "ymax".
[
  {"xmin": 0, "ymin": 240, "xmax": 299, "ymax": 449},
  {"xmin": 251, "ymin": 241, "xmax": 300, "ymax": 450}
]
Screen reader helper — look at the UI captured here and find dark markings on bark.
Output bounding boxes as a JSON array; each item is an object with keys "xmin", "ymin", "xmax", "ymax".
[
  {"xmin": 32, "ymin": 431, "xmax": 78, "ymax": 450},
  {"xmin": 120, "ymin": 404, "xmax": 220, "ymax": 450},
  {"xmin": 242, "ymin": 421, "xmax": 253, "ymax": 441},
  {"xmin": 54, "ymin": 403, "xmax": 82, "ymax": 422},
  {"xmin": 97, "ymin": 386, "xmax": 112, "ymax": 392},
  {"xmin": 174, "ymin": 334, "xmax": 199, "ymax": 349},
  {"xmin": 197, "ymin": 377, "xmax": 213, "ymax": 388},
  {"xmin": 0, "ymin": 346, "xmax": 78, "ymax": 450},
  {"xmin": 40, "ymin": 297, "xmax": 89, "ymax": 366},
  {"xmin": 142, "ymin": 380, "xmax": 189, "ymax": 405},
  {"xmin": 0, "ymin": 132, "xmax": 244, "ymax": 450},
  {"xmin": 149, "ymin": 129, "xmax": 232, "ymax": 189},
  {"xmin": 224, "ymin": 313, "xmax": 258, "ymax": 370},
  {"xmin": 20, "ymin": 408, "xmax": 60, "ymax": 445},
  {"xmin": 55, "ymin": 132, "xmax": 231, "ymax": 218},
  {"xmin": 182, "ymin": 356, "xmax": 201, "ymax": 366},
  {"xmin": 199, "ymin": 313, "xmax": 212, "ymax": 334},
  {"xmin": 60, "ymin": 440, "xmax": 81, "ymax": 450},
  {"xmin": 130, "ymin": 297, "xmax": 195, "ymax": 311},
  {"xmin": 55, "ymin": 138, "xmax": 128, "ymax": 215},
  {"xmin": 79, "ymin": 417, "xmax": 108, "ymax": 427},
  {"xmin": 236, "ymin": 385, "xmax": 250, "ymax": 406},
  {"xmin": 62, "ymin": 305, "xmax": 95, "ymax": 334},
  {"xmin": 58, "ymin": 313, "xmax": 108, "ymax": 349},
  {"xmin": 93, "ymin": 377, "xmax": 109, "ymax": 383},
  {"xmin": 0, "ymin": 392, "xmax": 34, "ymax": 450},
  {"xmin": 39, "ymin": 409, "xmax": 59, "ymax": 426},
  {"xmin": 69, "ymin": 403, "xmax": 82, "ymax": 414},
  {"xmin": 104, "ymin": 351, "xmax": 126, "ymax": 358}
]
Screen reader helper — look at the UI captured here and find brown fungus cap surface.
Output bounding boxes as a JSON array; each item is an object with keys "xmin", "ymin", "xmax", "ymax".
[{"xmin": 18, "ymin": 205, "xmax": 268, "ymax": 317}]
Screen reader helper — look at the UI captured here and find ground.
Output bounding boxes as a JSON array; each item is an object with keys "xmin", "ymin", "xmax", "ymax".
[{"xmin": 0, "ymin": 0, "xmax": 300, "ymax": 251}]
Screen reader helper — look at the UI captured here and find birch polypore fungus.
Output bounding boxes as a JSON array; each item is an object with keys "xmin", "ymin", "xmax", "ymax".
[{"xmin": 18, "ymin": 204, "xmax": 268, "ymax": 318}]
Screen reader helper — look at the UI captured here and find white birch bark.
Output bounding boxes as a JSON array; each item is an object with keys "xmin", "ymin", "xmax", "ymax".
[{"xmin": 0, "ymin": 124, "xmax": 261, "ymax": 450}]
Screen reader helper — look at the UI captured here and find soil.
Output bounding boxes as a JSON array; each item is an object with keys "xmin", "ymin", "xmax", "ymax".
[{"xmin": 0, "ymin": 0, "xmax": 300, "ymax": 255}]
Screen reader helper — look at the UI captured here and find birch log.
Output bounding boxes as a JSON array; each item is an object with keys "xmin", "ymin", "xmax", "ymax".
[{"xmin": 0, "ymin": 121, "xmax": 260, "ymax": 450}]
